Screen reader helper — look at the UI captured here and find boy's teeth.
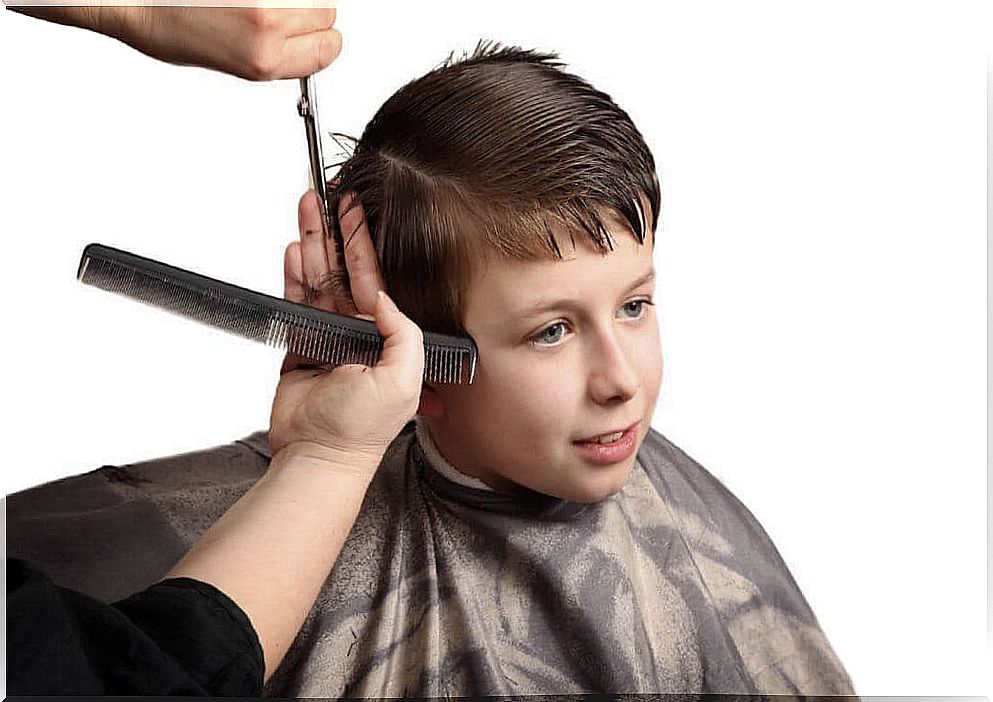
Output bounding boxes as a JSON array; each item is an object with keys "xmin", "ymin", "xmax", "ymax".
[{"xmin": 593, "ymin": 431, "xmax": 624, "ymax": 444}]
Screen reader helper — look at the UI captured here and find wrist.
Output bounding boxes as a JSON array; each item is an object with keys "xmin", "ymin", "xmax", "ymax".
[{"xmin": 269, "ymin": 440, "xmax": 383, "ymax": 483}]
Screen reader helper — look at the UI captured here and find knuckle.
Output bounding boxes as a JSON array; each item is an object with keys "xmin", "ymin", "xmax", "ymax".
[
  {"xmin": 245, "ymin": 38, "xmax": 280, "ymax": 81},
  {"xmin": 245, "ymin": 7, "xmax": 278, "ymax": 30},
  {"xmin": 247, "ymin": 57, "xmax": 277, "ymax": 82}
]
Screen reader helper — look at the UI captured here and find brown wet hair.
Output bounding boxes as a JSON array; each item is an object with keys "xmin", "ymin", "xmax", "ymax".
[{"xmin": 329, "ymin": 40, "xmax": 660, "ymax": 336}]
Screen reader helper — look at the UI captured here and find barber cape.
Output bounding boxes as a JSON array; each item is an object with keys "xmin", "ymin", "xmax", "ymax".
[{"xmin": 6, "ymin": 421, "xmax": 854, "ymax": 696}]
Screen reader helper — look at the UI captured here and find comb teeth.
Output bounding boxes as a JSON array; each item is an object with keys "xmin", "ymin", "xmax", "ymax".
[
  {"xmin": 267, "ymin": 310, "xmax": 383, "ymax": 368},
  {"xmin": 78, "ymin": 244, "xmax": 477, "ymax": 385}
]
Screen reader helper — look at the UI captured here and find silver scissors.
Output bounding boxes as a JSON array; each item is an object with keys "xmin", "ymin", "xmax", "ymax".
[{"xmin": 297, "ymin": 75, "xmax": 341, "ymax": 268}]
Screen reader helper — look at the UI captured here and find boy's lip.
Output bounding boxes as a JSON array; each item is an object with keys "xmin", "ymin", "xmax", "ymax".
[
  {"xmin": 573, "ymin": 421, "xmax": 640, "ymax": 443},
  {"xmin": 571, "ymin": 422, "xmax": 640, "ymax": 465}
]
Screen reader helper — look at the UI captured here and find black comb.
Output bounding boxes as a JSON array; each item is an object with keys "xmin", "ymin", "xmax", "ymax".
[{"xmin": 77, "ymin": 243, "xmax": 477, "ymax": 385}]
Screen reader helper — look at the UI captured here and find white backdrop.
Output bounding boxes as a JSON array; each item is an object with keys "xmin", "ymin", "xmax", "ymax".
[{"xmin": 1, "ymin": 0, "xmax": 988, "ymax": 695}]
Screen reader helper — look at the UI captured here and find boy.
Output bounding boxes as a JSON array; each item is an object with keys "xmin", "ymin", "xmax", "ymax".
[{"xmin": 6, "ymin": 43, "xmax": 854, "ymax": 696}]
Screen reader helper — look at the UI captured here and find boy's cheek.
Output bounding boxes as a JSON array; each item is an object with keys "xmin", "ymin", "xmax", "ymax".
[
  {"xmin": 488, "ymin": 352, "xmax": 577, "ymax": 401},
  {"xmin": 648, "ymin": 349, "xmax": 664, "ymax": 395},
  {"xmin": 642, "ymin": 327, "xmax": 664, "ymax": 392},
  {"xmin": 486, "ymin": 384, "xmax": 574, "ymax": 435}
]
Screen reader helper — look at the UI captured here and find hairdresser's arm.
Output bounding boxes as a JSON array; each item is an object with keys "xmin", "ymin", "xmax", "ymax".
[
  {"xmin": 166, "ymin": 191, "xmax": 418, "ymax": 680},
  {"xmin": 6, "ymin": 6, "xmax": 341, "ymax": 80},
  {"xmin": 164, "ymin": 447, "xmax": 373, "ymax": 683},
  {"xmin": 166, "ymin": 289, "xmax": 421, "ymax": 681}
]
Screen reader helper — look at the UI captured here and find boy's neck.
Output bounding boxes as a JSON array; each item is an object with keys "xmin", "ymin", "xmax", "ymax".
[{"xmin": 414, "ymin": 417, "xmax": 495, "ymax": 492}]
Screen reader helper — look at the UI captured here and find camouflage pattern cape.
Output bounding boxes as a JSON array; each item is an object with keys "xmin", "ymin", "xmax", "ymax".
[{"xmin": 6, "ymin": 421, "xmax": 854, "ymax": 696}]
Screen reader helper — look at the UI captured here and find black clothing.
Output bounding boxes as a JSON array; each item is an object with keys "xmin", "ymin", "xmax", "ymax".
[{"xmin": 6, "ymin": 557, "xmax": 264, "ymax": 696}]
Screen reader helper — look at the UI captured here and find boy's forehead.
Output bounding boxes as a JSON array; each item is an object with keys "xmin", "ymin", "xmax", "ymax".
[{"xmin": 463, "ymin": 230, "xmax": 655, "ymax": 327}]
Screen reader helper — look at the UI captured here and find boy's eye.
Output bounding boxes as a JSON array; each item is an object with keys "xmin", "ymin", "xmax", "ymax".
[
  {"xmin": 530, "ymin": 322, "xmax": 568, "ymax": 347},
  {"xmin": 618, "ymin": 299, "xmax": 653, "ymax": 319}
]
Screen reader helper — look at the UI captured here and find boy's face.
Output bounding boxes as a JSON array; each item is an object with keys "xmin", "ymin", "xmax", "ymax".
[{"xmin": 424, "ymin": 220, "xmax": 662, "ymax": 503}]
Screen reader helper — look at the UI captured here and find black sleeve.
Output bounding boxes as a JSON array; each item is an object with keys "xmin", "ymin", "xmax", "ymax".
[{"xmin": 7, "ymin": 557, "xmax": 264, "ymax": 696}]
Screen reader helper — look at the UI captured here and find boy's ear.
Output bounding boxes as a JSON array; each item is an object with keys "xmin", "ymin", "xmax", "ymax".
[{"xmin": 417, "ymin": 382, "xmax": 445, "ymax": 418}]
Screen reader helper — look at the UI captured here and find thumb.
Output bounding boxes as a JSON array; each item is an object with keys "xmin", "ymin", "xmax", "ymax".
[{"xmin": 374, "ymin": 290, "xmax": 424, "ymax": 371}]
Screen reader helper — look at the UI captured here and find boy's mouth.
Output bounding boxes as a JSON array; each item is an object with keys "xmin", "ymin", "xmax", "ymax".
[
  {"xmin": 573, "ymin": 421, "xmax": 639, "ymax": 445},
  {"xmin": 572, "ymin": 422, "xmax": 640, "ymax": 464}
]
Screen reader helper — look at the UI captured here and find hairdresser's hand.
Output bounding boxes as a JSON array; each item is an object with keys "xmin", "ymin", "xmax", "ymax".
[
  {"xmin": 286, "ymin": 189, "xmax": 384, "ymax": 317},
  {"xmin": 279, "ymin": 189, "xmax": 385, "ymax": 374},
  {"xmin": 11, "ymin": 7, "xmax": 341, "ymax": 81},
  {"xmin": 269, "ymin": 288, "xmax": 423, "ymax": 466},
  {"xmin": 270, "ymin": 190, "xmax": 418, "ymax": 464}
]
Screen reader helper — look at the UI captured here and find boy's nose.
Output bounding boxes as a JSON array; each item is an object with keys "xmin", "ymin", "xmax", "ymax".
[{"xmin": 587, "ymin": 331, "xmax": 640, "ymax": 405}]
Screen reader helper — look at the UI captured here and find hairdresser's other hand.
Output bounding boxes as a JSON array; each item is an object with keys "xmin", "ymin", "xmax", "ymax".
[
  {"xmin": 10, "ymin": 7, "xmax": 341, "ymax": 81},
  {"xmin": 286, "ymin": 189, "xmax": 384, "ymax": 318},
  {"xmin": 269, "ymin": 288, "xmax": 423, "ymax": 466},
  {"xmin": 280, "ymin": 189, "xmax": 385, "ymax": 372}
]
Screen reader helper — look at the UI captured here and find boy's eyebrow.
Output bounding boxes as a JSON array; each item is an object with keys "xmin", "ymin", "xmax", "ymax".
[{"xmin": 516, "ymin": 268, "xmax": 656, "ymax": 320}]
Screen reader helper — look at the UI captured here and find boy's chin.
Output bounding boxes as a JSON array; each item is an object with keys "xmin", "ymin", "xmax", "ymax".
[{"xmin": 542, "ymin": 462, "xmax": 635, "ymax": 504}]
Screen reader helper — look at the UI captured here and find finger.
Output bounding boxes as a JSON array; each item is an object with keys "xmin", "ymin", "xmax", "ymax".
[
  {"xmin": 373, "ymin": 291, "xmax": 424, "ymax": 388},
  {"xmin": 268, "ymin": 7, "xmax": 337, "ymax": 36},
  {"xmin": 298, "ymin": 190, "xmax": 339, "ymax": 311},
  {"xmin": 279, "ymin": 241, "xmax": 311, "ymax": 373},
  {"xmin": 283, "ymin": 241, "xmax": 307, "ymax": 302},
  {"xmin": 316, "ymin": 188, "xmax": 359, "ymax": 317},
  {"xmin": 339, "ymin": 192, "xmax": 386, "ymax": 317},
  {"xmin": 276, "ymin": 27, "xmax": 343, "ymax": 78}
]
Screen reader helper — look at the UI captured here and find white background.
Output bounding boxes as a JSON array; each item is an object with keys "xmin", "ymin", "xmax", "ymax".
[{"xmin": 1, "ymin": 0, "xmax": 988, "ymax": 695}]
